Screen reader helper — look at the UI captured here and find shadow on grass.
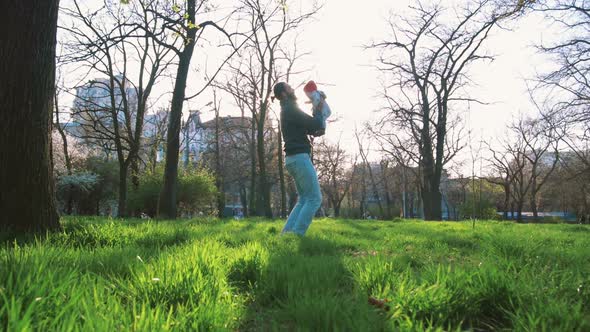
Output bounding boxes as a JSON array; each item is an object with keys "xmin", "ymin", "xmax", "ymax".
[{"xmin": 238, "ymin": 235, "xmax": 385, "ymax": 331}]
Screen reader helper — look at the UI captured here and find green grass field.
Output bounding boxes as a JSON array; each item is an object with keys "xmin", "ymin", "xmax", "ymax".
[{"xmin": 1, "ymin": 217, "xmax": 589, "ymax": 331}]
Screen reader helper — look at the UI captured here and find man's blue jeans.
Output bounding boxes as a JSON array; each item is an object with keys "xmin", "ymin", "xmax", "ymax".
[{"xmin": 282, "ymin": 153, "xmax": 322, "ymax": 236}]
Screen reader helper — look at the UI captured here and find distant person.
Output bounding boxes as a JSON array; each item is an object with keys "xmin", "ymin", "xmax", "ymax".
[
  {"xmin": 303, "ymin": 80, "xmax": 332, "ymax": 137},
  {"xmin": 274, "ymin": 82, "xmax": 324, "ymax": 236}
]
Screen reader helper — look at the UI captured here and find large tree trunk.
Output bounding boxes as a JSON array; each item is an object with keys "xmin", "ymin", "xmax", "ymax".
[
  {"xmin": 421, "ymin": 147, "xmax": 443, "ymax": 220},
  {"xmin": 0, "ymin": 0, "xmax": 61, "ymax": 232},
  {"xmin": 158, "ymin": 1, "xmax": 197, "ymax": 219},
  {"xmin": 422, "ymin": 189, "xmax": 442, "ymax": 221}
]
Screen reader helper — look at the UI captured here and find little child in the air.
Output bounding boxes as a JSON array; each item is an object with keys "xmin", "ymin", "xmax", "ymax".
[{"xmin": 303, "ymin": 80, "xmax": 331, "ymax": 137}]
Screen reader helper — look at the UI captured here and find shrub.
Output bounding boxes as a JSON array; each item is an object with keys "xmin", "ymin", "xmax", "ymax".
[
  {"xmin": 128, "ymin": 166, "xmax": 217, "ymax": 217},
  {"xmin": 56, "ymin": 172, "xmax": 99, "ymax": 214}
]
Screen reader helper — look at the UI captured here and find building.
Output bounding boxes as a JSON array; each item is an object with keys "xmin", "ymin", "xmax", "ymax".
[{"xmin": 70, "ymin": 76, "xmax": 138, "ymax": 156}]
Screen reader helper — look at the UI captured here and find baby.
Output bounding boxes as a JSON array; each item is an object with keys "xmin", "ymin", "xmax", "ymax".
[{"xmin": 303, "ymin": 80, "xmax": 331, "ymax": 137}]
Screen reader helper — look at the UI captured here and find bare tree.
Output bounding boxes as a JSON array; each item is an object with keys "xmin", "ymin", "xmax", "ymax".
[
  {"xmin": 155, "ymin": 0, "xmax": 238, "ymax": 219},
  {"xmin": 512, "ymin": 117, "xmax": 560, "ymax": 220},
  {"xmin": 315, "ymin": 139, "xmax": 354, "ymax": 218},
  {"xmin": 212, "ymin": 61, "xmax": 258, "ymax": 216},
  {"xmin": 369, "ymin": 1, "xmax": 514, "ymax": 220},
  {"xmin": 534, "ymin": 1, "xmax": 590, "ymax": 171},
  {"xmin": 485, "ymin": 139, "xmax": 518, "ymax": 220}
]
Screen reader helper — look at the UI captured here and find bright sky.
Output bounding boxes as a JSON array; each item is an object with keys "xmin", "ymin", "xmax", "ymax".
[{"xmin": 59, "ymin": 0, "xmax": 562, "ymax": 174}]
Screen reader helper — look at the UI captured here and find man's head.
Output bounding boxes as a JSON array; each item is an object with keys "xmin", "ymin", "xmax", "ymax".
[{"xmin": 273, "ymin": 82, "xmax": 296, "ymax": 102}]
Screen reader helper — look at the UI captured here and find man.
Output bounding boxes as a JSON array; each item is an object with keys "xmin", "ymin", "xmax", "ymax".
[{"xmin": 273, "ymin": 82, "xmax": 324, "ymax": 236}]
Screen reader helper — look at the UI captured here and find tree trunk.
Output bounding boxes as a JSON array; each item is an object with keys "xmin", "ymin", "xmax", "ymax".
[
  {"xmin": 214, "ymin": 110, "xmax": 225, "ymax": 219},
  {"xmin": 516, "ymin": 200, "xmax": 524, "ymax": 223},
  {"xmin": 421, "ymin": 146, "xmax": 443, "ymax": 220},
  {"xmin": 422, "ymin": 189, "xmax": 442, "ymax": 221},
  {"xmin": 0, "ymin": 0, "xmax": 61, "ymax": 232},
  {"xmin": 240, "ymin": 184, "xmax": 248, "ymax": 216},
  {"xmin": 530, "ymin": 188, "xmax": 539, "ymax": 221},
  {"xmin": 256, "ymin": 103, "xmax": 273, "ymax": 218},
  {"xmin": 118, "ymin": 163, "xmax": 128, "ymax": 217},
  {"xmin": 249, "ymin": 117, "xmax": 257, "ymax": 216},
  {"xmin": 333, "ymin": 201, "xmax": 341, "ymax": 218},
  {"xmin": 54, "ymin": 93, "xmax": 73, "ymax": 215},
  {"xmin": 277, "ymin": 124, "xmax": 287, "ymax": 218},
  {"xmin": 503, "ymin": 184, "xmax": 510, "ymax": 220},
  {"xmin": 158, "ymin": 0, "xmax": 197, "ymax": 219},
  {"xmin": 380, "ymin": 162, "xmax": 393, "ymax": 219}
]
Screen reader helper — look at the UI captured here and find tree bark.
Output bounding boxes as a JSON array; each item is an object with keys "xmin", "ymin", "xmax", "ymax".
[
  {"xmin": 1, "ymin": 0, "xmax": 61, "ymax": 232},
  {"xmin": 422, "ymin": 189, "xmax": 442, "ymax": 221},
  {"xmin": 158, "ymin": 0, "xmax": 197, "ymax": 219}
]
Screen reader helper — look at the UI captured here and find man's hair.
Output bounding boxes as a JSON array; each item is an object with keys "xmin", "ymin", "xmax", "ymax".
[{"xmin": 272, "ymin": 82, "xmax": 288, "ymax": 102}]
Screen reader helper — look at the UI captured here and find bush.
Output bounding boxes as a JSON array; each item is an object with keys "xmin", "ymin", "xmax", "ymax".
[
  {"xmin": 128, "ymin": 166, "xmax": 217, "ymax": 217},
  {"xmin": 56, "ymin": 172, "xmax": 100, "ymax": 214}
]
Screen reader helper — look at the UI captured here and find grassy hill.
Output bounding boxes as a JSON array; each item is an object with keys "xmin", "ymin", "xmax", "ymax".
[{"xmin": 1, "ymin": 217, "xmax": 589, "ymax": 331}]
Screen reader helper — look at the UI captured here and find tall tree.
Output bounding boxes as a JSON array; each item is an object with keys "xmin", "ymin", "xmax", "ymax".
[
  {"xmin": 370, "ymin": 0, "xmax": 519, "ymax": 220},
  {"xmin": 0, "ymin": 0, "xmax": 61, "ymax": 232},
  {"xmin": 156, "ymin": 0, "xmax": 236, "ymax": 219}
]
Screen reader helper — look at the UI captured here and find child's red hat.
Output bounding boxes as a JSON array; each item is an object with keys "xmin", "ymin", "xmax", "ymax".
[{"xmin": 303, "ymin": 81, "xmax": 317, "ymax": 93}]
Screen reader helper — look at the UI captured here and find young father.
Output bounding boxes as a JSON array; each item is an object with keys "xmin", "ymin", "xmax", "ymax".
[{"xmin": 273, "ymin": 82, "xmax": 324, "ymax": 236}]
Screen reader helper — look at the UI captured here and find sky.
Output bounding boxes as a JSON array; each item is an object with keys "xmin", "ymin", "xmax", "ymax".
[{"xmin": 59, "ymin": 0, "xmax": 563, "ymax": 175}]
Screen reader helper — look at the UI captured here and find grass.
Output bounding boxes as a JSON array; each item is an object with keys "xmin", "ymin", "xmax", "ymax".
[{"xmin": 1, "ymin": 217, "xmax": 589, "ymax": 331}]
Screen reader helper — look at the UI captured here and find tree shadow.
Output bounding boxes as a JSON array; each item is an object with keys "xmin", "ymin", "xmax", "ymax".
[{"xmin": 238, "ymin": 235, "xmax": 386, "ymax": 331}]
